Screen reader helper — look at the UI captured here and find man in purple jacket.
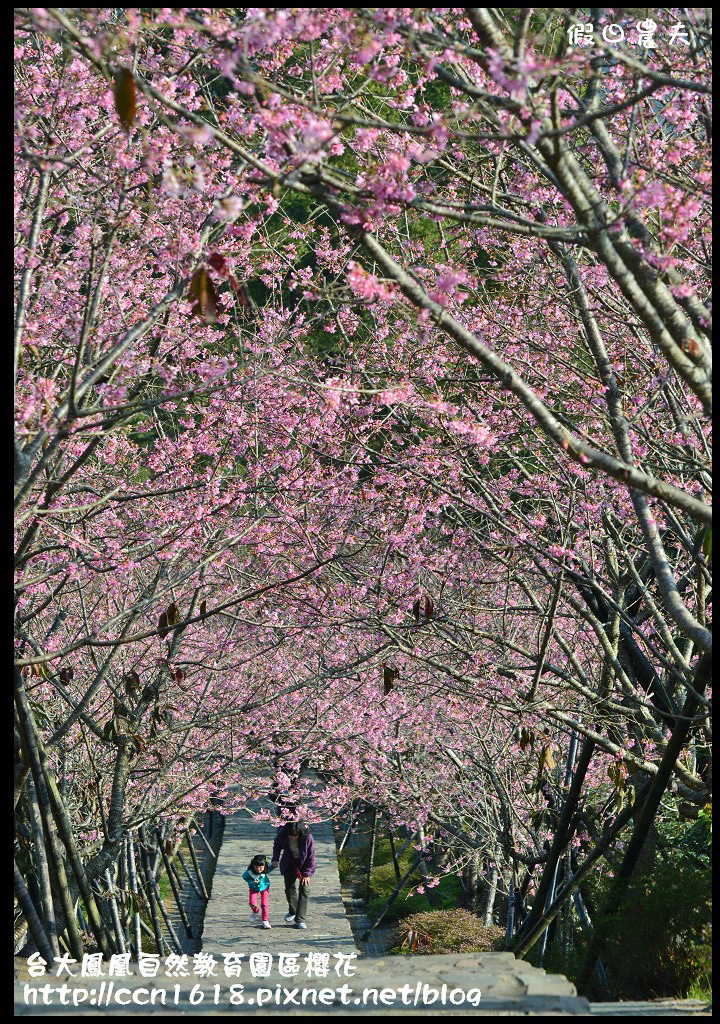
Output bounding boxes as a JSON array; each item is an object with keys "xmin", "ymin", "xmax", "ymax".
[{"xmin": 271, "ymin": 822, "xmax": 316, "ymax": 929}]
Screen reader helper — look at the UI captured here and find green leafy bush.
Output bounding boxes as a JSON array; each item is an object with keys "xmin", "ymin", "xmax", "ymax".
[
  {"xmin": 593, "ymin": 863, "xmax": 711, "ymax": 998},
  {"xmin": 577, "ymin": 814, "xmax": 712, "ymax": 1000},
  {"xmin": 389, "ymin": 909, "xmax": 505, "ymax": 955}
]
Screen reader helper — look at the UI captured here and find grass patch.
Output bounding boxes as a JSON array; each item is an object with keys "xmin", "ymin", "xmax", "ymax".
[
  {"xmin": 336, "ymin": 847, "xmax": 366, "ymax": 886},
  {"xmin": 335, "ymin": 821, "xmax": 465, "ymax": 926},
  {"xmin": 686, "ymin": 977, "xmax": 712, "ymax": 1003},
  {"xmin": 366, "ymin": 838, "xmax": 462, "ymax": 923}
]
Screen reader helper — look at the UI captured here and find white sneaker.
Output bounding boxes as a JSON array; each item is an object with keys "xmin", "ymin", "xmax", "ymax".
[
  {"xmin": 248, "ymin": 912, "xmax": 259, "ymax": 923},
  {"xmin": 261, "ymin": 920, "xmax": 272, "ymax": 929},
  {"xmin": 295, "ymin": 921, "xmax": 308, "ymax": 930},
  {"xmin": 284, "ymin": 912, "xmax": 296, "ymax": 923}
]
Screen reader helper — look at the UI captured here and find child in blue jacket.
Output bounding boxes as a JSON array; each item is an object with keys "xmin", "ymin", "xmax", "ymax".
[{"xmin": 242, "ymin": 854, "xmax": 275, "ymax": 928}]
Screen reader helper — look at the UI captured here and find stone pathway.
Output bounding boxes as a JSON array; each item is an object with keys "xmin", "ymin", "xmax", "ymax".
[
  {"xmin": 201, "ymin": 795, "xmax": 356, "ymax": 957},
  {"xmin": 14, "ymin": 957, "xmax": 712, "ymax": 1016},
  {"xmin": 14, "ymin": 952, "xmax": 588, "ymax": 1016},
  {"xmin": 588, "ymin": 999, "xmax": 711, "ymax": 1016},
  {"xmin": 338, "ymin": 886, "xmax": 393, "ymax": 956}
]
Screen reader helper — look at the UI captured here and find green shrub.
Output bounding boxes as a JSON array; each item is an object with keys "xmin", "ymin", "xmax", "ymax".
[
  {"xmin": 336, "ymin": 853, "xmax": 352, "ymax": 883},
  {"xmin": 390, "ymin": 909, "xmax": 505, "ymax": 955},
  {"xmin": 573, "ymin": 814, "xmax": 712, "ymax": 1000},
  {"xmin": 367, "ymin": 886, "xmax": 433, "ymax": 921},
  {"xmin": 336, "ymin": 850, "xmax": 365, "ymax": 885},
  {"xmin": 589, "ymin": 863, "xmax": 711, "ymax": 999}
]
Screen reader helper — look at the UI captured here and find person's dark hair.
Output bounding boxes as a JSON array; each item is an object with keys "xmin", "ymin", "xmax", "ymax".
[
  {"xmin": 284, "ymin": 821, "xmax": 308, "ymax": 839},
  {"xmin": 248, "ymin": 855, "xmax": 268, "ymax": 872}
]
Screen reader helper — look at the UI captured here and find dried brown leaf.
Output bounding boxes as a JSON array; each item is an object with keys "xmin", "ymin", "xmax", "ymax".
[
  {"xmin": 114, "ymin": 67, "xmax": 137, "ymax": 130},
  {"xmin": 188, "ymin": 267, "xmax": 218, "ymax": 324}
]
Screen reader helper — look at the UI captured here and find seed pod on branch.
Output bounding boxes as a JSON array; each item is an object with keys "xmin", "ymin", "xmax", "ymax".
[{"xmin": 519, "ymin": 728, "xmax": 535, "ymax": 752}]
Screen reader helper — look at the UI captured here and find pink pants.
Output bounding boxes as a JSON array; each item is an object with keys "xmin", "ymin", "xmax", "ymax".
[{"xmin": 249, "ymin": 889, "xmax": 269, "ymax": 921}]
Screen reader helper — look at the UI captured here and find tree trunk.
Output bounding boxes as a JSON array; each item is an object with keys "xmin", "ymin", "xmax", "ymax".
[
  {"xmin": 126, "ymin": 837, "xmax": 143, "ymax": 958},
  {"xmin": 26, "ymin": 779, "xmax": 60, "ymax": 957},
  {"xmin": 463, "ymin": 851, "xmax": 483, "ymax": 914},
  {"xmin": 14, "ymin": 667, "xmax": 113, "ymax": 957},
  {"xmin": 483, "ymin": 863, "xmax": 499, "ymax": 925},
  {"xmin": 417, "ymin": 827, "xmax": 441, "ymax": 908},
  {"xmin": 14, "ymin": 862, "xmax": 56, "ymax": 963},
  {"xmin": 514, "ymin": 736, "xmax": 595, "ymax": 948},
  {"xmin": 577, "ymin": 652, "xmax": 711, "ymax": 990}
]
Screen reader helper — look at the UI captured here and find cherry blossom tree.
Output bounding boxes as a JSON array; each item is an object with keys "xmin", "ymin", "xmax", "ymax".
[{"xmin": 15, "ymin": 7, "xmax": 710, "ymax": 975}]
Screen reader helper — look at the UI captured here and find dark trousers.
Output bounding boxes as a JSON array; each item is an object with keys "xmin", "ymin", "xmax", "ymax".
[{"xmin": 284, "ymin": 873, "xmax": 309, "ymax": 923}]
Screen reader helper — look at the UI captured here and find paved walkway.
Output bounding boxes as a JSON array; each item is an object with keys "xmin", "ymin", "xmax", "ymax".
[
  {"xmin": 588, "ymin": 1000, "xmax": 711, "ymax": 1016},
  {"xmin": 201, "ymin": 794, "xmax": 356, "ymax": 956}
]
